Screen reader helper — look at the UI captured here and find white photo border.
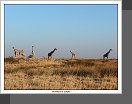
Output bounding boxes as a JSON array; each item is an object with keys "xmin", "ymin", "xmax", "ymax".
[{"xmin": 0, "ymin": 1, "xmax": 122, "ymax": 94}]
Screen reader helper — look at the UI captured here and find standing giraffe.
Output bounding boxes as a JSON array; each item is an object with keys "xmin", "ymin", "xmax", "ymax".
[
  {"xmin": 32, "ymin": 46, "xmax": 35, "ymax": 56},
  {"xmin": 20, "ymin": 50, "xmax": 26, "ymax": 58},
  {"xmin": 12, "ymin": 47, "xmax": 20, "ymax": 57},
  {"xmin": 103, "ymin": 49, "xmax": 112, "ymax": 59},
  {"xmin": 48, "ymin": 48, "xmax": 57, "ymax": 59},
  {"xmin": 28, "ymin": 46, "xmax": 35, "ymax": 58},
  {"xmin": 12, "ymin": 47, "xmax": 26, "ymax": 58},
  {"xmin": 70, "ymin": 51, "xmax": 76, "ymax": 59}
]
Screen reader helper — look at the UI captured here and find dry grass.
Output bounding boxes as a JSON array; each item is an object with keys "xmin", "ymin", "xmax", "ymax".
[{"xmin": 4, "ymin": 57, "xmax": 118, "ymax": 90}]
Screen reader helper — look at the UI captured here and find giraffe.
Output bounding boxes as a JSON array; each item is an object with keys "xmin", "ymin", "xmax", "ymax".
[
  {"xmin": 28, "ymin": 46, "xmax": 35, "ymax": 58},
  {"xmin": 32, "ymin": 46, "xmax": 35, "ymax": 56},
  {"xmin": 70, "ymin": 51, "xmax": 76, "ymax": 59},
  {"xmin": 48, "ymin": 48, "xmax": 57, "ymax": 59},
  {"xmin": 12, "ymin": 47, "xmax": 20, "ymax": 57},
  {"xmin": 103, "ymin": 49, "xmax": 112, "ymax": 59},
  {"xmin": 12, "ymin": 47, "xmax": 26, "ymax": 58},
  {"xmin": 20, "ymin": 50, "xmax": 26, "ymax": 58}
]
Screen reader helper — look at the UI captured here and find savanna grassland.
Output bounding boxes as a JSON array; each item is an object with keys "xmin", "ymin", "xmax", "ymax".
[{"xmin": 4, "ymin": 57, "xmax": 118, "ymax": 90}]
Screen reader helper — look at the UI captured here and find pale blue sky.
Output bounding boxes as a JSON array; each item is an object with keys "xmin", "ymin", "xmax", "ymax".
[{"xmin": 5, "ymin": 4, "xmax": 117, "ymax": 58}]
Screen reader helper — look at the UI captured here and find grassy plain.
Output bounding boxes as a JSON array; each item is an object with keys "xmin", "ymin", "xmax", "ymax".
[{"xmin": 4, "ymin": 57, "xmax": 118, "ymax": 90}]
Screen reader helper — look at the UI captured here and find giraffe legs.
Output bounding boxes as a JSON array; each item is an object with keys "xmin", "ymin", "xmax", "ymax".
[
  {"xmin": 103, "ymin": 56, "xmax": 105, "ymax": 60},
  {"xmin": 48, "ymin": 56, "xmax": 52, "ymax": 59},
  {"xmin": 14, "ymin": 51, "xmax": 19, "ymax": 58},
  {"xmin": 71, "ymin": 55, "xmax": 73, "ymax": 59},
  {"xmin": 21, "ymin": 53, "xmax": 26, "ymax": 58},
  {"xmin": 103, "ymin": 56, "xmax": 108, "ymax": 60},
  {"xmin": 74, "ymin": 55, "xmax": 76, "ymax": 59},
  {"xmin": 71, "ymin": 55, "xmax": 75, "ymax": 59},
  {"xmin": 14, "ymin": 50, "xmax": 25, "ymax": 58},
  {"xmin": 14, "ymin": 52, "xmax": 17, "ymax": 57}
]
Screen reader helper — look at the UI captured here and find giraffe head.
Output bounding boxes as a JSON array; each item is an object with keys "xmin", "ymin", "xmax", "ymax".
[{"xmin": 54, "ymin": 48, "xmax": 57, "ymax": 51}]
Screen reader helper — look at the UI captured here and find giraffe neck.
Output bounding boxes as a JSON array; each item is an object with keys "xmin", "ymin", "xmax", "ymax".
[
  {"xmin": 52, "ymin": 49, "xmax": 56, "ymax": 53},
  {"xmin": 32, "ymin": 47, "xmax": 34, "ymax": 52},
  {"xmin": 107, "ymin": 50, "xmax": 111, "ymax": 54}
]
